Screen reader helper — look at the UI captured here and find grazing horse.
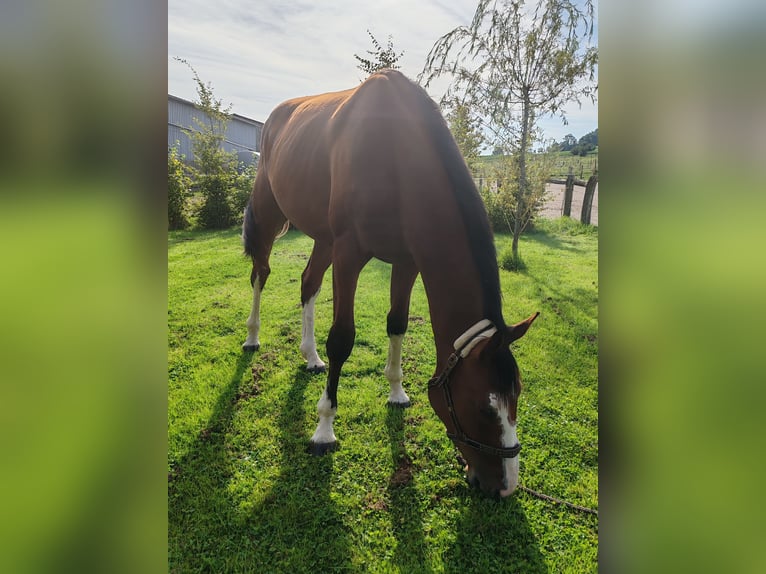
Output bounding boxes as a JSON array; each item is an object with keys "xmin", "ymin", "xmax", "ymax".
[{"xmin": 242, "ymin": 69, "xmax": 538, "ymax": 498}]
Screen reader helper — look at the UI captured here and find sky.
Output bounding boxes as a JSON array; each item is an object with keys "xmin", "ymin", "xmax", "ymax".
[{"xmin": 168, "ymin": 0, "xmax": 598, "ymax": 148}]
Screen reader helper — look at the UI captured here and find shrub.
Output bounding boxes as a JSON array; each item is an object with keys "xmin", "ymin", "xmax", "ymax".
[
  {"xmin": 168, "ymin": 146, "xmax": 191, "ymax": 230},
  {"xmin": 499, "ymin": 245, "xmax": 526, "ymax": 272},
  {"xmin": 480, "ymin": 184, "xmax": 513, "ymax": 234},
  {"xmin": 229, "ymin": 162, "xmax": 256, "ymax": 226},
  {"xmin": 478, "ymin": 153, "xmax": 552, "ymax": 237},
  {"xmin": 196, "ymin": 172, "xmax": 235, "ymax": 229}
]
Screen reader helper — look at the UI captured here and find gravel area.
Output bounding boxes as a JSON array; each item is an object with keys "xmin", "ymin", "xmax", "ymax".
[{"xmin": 539, "ymin": 182, "xmax": 598, "ymax": 226}]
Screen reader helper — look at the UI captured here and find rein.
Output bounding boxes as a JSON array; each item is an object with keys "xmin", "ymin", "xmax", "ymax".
[
  {"xmin": 428, "ymin": 320, "xmax": 522, "ymax": 459},
  {"xmin": 517, "ymin": 485, "xmax": 598, "ymax": 516}
]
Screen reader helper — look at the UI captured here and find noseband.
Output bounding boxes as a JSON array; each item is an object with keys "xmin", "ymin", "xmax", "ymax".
[{"xmin": 428, "ymin": 319, "xmax": 522, "ymax": 459}]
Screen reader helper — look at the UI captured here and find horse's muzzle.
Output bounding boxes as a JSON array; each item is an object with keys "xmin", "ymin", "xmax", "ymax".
[{"xmin": 465, "ymin": 464, "xmax": 516, "ymax": 498}]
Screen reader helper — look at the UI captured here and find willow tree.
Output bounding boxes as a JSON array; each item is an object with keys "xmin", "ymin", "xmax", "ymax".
[
  {"xmin": 446, "ymin": 101, "xmax": 485, "ymax": 174},
  {"xmin": 420, "ymin": 0, "xmax": 597, "ymax": 262}
]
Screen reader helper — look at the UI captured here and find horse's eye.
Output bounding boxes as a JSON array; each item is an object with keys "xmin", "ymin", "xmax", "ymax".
[{"xmin": 479, "ymin": 405, "xmax": 496, "ymax": 419}]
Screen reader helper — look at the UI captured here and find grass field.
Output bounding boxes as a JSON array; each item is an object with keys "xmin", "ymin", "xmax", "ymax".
[
  {"xmin": 168, "ymin": 218, "xmax": 598, "ymax": 573},
  {"xmin": 475, "ymin": 151, "xmax": 598, "ymax": 180}
]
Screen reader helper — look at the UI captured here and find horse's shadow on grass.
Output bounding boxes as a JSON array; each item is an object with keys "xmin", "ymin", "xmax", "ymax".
[
  {"xmin": 168, "ymin": 352, "xmax": 253, "ymax": 572},
  {"xmin": 168, "ymin": 354, "xmax": 353, "ymax": 573},
  {"xmin": 386, "ymin": 406, "xmax": 546, "ymax": 574},
  {"xmin": 386, "ymin": 406, "xmax": 433, "ymax": 573},
  {"xmin": 442, "ymin": 493, "xmax": 547, "ymax": 574},
  {"xmin": 240, "ymin": 365, "xmax": 353, "ymax": 572}
]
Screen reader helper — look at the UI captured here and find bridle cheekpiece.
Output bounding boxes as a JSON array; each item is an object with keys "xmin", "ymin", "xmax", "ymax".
[{"xmin": 428, "ymin": 319, "xmax": 522, "ymax": 459}]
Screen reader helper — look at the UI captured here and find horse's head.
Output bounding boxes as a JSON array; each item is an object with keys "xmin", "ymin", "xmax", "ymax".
[{"xmin": 428, "ymin": 313, "xmax": 539, "ymax": 498}]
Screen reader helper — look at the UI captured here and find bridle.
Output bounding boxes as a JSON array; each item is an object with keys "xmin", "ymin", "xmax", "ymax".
[{"xmin": 428, "ymin": 319, "xmax": 522, "ymax": 459}]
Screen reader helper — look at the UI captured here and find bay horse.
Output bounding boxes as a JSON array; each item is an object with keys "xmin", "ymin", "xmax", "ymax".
[{"xmin": 242, "ymin": 69, "xmax": 538, "ymax": 498}]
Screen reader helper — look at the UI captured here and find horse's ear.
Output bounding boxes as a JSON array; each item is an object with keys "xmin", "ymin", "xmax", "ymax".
[{"xmin": 505, "ymin": 312, "xmax": 540, "ymax": 344}]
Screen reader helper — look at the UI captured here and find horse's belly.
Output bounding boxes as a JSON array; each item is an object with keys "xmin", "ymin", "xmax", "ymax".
[{"xmin": 268, "ymin": 172, "xmax": 334, "ymax": 243}]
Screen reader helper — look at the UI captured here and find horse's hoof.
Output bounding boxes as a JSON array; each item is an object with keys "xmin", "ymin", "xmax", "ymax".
[
  {"xmin": 307, "ymin": 364, "xmax": 327, "ymax": 374},
  {"xmin": 307, "ymin": 441, "xmax": 337, "ymax": 456},
  {"xmin": 242, "ymin": 343, "xmax": 259, "ymax": 352},
  {"xmin": 387, "ymin": 400, "xmax": 411, "ymax": 409}
]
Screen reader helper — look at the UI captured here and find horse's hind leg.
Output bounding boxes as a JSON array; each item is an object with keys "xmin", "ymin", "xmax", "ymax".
[
  {"xmin": 385, "ymin": 262, "xmax": 418, "ymax": 407},
  {"xmin": 242, "ymin": 173, "xmax": 286, "ymax": 352},
  {"xmin": 300, "ymin": 241, "xmax": 332, "ymax": 373},
  {"xmin": 242, "ymin": 260, "xmax": 265, "ymax": 352}
]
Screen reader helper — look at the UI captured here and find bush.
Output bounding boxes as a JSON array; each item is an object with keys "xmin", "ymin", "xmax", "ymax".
[
  {"xmin": 478, "ymin": 153, "xmax": 552, "ymax": 237},
  {"xmin": 570, "ymin": 142, "xmax": 595, "ymax": 157},
  {"xmin": 229, "ymin": 162, "xmax": 256, "ymax": 226},
  {"xmin": 480, "ymin": 185, "xmax": 513, "ymax": 234},
  {"xmin": 170, "ymin": 157, "xmax": 256, "ymax": 231},
  {"xmin": 168, "ymin": 147, "xmax": 191, "ymax": 230},
  {"xmin": 499, "ymin": 246, "xmax": 526, "ymax": 272},
  {"xmin": 196, "ymin": 172, "xmax": 235, "ymax": 229}
]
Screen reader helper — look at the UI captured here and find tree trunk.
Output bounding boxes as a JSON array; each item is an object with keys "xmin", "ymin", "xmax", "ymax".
[
  {"xmin": 581, "ymin": 172, "xmax": 598, "ymax": 225},
  {"xmin": 512, "ymin": 93, "xmax": 531, "ymax": 262},
  {"xmin": 563, "ymin": 166, "xmax": 574, "ymax": 217}
]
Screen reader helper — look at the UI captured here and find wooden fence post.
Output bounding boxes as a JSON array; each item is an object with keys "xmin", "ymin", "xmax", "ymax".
[
  {"xmin": 581, "ymin": 172, "xmax": 598, "ymax": 225},
  {"xmin": 563, "ymin": 166, "xmax": 574, "ymax": 217}
]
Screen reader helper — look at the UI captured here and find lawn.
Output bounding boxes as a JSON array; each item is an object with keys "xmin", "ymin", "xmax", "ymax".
[
  {"xmin": 475, "ymin": 151, "xmax": 599, "ymax": 180},
  {"xmin": 168, "ymin": 218, "xmax": 598, "ymax": 573}
]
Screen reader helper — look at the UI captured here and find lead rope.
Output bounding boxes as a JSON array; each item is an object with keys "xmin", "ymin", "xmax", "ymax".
[
  {"xmin": 517, "ymin": 484, "xmax": 598, "ymax": 516},
  {"xmin": 456, "ymin": 453, "xmax": 597, "ymax": 516}
]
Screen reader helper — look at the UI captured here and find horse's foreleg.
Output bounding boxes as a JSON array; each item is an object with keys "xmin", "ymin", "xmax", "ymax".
[
  {"xmin": 299, "ymin": 242, "xmax": 332, "ymax": 373},
  {"xmin": 309, "ymin": 241, "xmax": 370, "ymax": 455},
  {"xmin": 385, "ymin": 262, "xmax": 418, "ymax": 407}
]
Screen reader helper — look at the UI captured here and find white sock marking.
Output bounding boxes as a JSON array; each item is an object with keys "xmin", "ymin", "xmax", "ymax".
[
  {"xmin": 310, "ymin": 389, "xmax": 337, "ymax": 444},
  {"xmin": 490, "ymin": 394, "xmax": 520, "ymax": 496},
  {"xmin": 300, "ymin": 292, "xmax": 326, "ymax": 370},
  {"xmin": 243, "ymin": 275, "xmax": 261, "ymax": 348},
  {"xmin": 385, "ymin": 334, "xmax": 410, "ymax": 404}
]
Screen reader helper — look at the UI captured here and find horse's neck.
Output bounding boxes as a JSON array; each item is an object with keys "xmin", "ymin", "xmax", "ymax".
[{"xmin": 417, "ymin": 249, "xmax": 488, "ymax": 369}]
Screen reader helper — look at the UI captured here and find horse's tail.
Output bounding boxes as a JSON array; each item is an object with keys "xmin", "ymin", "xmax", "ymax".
[
  {"xmin": 242, "ymin": 203, "xmax": 290, "ymax": 258},
  {"xmin": 242, "ymin": 202, "xmax": 258, "ymax": 258}
]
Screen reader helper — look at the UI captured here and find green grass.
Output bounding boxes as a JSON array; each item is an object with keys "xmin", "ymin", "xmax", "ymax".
[
  {"xmin": 475, "ymin": 150, "xmax": 598, "ymax": 180},
  {"xmin": 168, "ymin": 220, "xmax": 598, "ymax": 573}
]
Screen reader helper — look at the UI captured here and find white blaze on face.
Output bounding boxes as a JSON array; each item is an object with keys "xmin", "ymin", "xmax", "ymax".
[{"xmin": 489, "ymin": 393, "xmax": 520, "ymax": 497}]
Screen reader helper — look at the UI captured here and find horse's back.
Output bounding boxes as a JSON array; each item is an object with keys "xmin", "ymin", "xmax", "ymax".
[
  {"xmin": 259, "ymin": 70, "xmax": 460, "ymax": 263},
  {"xmin": 327, "ymin": 71, "xmax": 459, "ymax": 261}
]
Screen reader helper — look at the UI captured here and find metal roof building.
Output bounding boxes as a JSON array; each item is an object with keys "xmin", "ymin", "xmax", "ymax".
[{"xmin": 168, "ymin": 94, "xmax": 263, "ymax": 166}]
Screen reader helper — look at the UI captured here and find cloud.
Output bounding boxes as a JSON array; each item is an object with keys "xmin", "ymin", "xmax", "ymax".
[{"xmin": 168, "ymin": 0, "xmax": 597, "ymax": 141}]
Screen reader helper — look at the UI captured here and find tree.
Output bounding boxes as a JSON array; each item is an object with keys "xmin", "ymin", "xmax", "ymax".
[
  {"xmin": 561, "ymin": 133, "xmax": 577, "ymax": 151},
  {"xmin": 420, "ymin": 0, "xmax": 597, "ymax": 265},
  {"xmin": 579, "ymin": 128, "xmax": 598, "ymax": 147},
  {"xmin": 445, "ymin": 100, "xmax": 485, "ymax": 173},
  {"xmin": 175, "ymin": 57, "xmax": 239, "ymax": 229},
  {"xmin": 354, "ymin": 30, "xmax": 404, "ymax": 76}
]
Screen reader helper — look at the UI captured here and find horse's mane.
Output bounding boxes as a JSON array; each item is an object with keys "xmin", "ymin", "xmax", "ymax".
[
  {"xmin": 392, "ymin": 74, "xmax": 505, "ymax": 328},
  {"xmin": 381, "ymin": 71, "xmax": 520, "ymax": 395}
]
